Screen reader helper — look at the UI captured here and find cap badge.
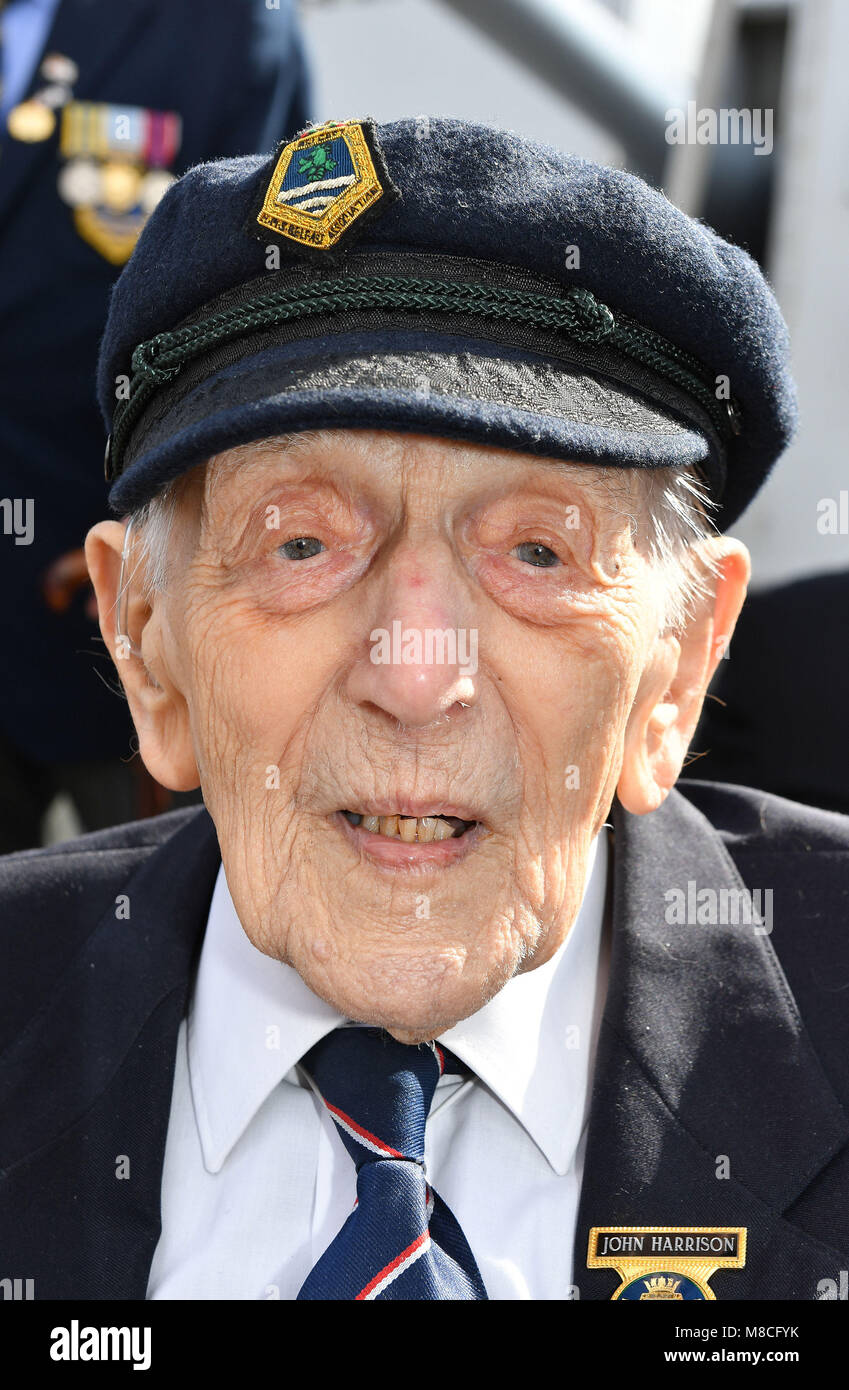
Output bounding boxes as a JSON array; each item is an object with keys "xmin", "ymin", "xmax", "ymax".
[
  {"xmin": 588, "ymin": 1226, "xmax": 747, "ymax": 1300},
  {"xmin": 256, "ymin": 119, "xmax": 389, "ymax": 250}
]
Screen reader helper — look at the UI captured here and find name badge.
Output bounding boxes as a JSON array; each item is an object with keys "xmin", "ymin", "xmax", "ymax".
[{"xmin": 588, "ymin": 1226, "xmax": 747, "ymax": 1299}]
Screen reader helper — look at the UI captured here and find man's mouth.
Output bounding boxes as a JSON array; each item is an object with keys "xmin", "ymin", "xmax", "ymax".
[
  {"xmin": 340, "ymin": 810, "xmax": 476, "ymax": 842},
  {"xmin": 333, "ymin": 803, "xmax": 487, "ymax": 869}
]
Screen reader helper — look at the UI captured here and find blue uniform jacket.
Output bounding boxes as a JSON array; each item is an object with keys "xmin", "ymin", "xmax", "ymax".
[{"xmin": 0, "ymin": 0, "xmax": 309, "ymax": 763}]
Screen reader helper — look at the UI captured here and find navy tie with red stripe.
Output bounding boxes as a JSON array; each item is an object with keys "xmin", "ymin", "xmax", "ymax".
[{"xmin": 297, "ymin": 1026, "xmax": 488, "ymax": 1300}]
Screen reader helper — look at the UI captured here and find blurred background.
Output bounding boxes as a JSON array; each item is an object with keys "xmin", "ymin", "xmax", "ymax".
[
  {"xmin": 3, "ymin": 0, "xmax": 846, "ymax": 846},
  {"xmin": 297, "ymin": 0, "xmax": 848, "ymax": 588}
]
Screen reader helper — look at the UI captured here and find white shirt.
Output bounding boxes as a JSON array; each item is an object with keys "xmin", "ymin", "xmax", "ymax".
[{"xmin": 147, "ymin": 831, "xmax": 610, "ymax": 1301}]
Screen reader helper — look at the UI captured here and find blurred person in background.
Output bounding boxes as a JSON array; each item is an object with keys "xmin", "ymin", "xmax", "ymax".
[
  {"xmin": 682, "ymin": 569, "xmax": 849, "ymax": 815},
  {"xmin": 0, "ymin": 0, "xmax": 309, "ymax": 851}
]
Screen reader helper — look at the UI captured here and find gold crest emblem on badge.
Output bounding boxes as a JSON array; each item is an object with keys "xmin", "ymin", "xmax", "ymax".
[
  {"xmin": 257, "ymin": 120, "xmax": 385, "ymax": 250},
  {"xmin": 588, "ymin": 1226, "xmax": 747, "ymax": 1300}
]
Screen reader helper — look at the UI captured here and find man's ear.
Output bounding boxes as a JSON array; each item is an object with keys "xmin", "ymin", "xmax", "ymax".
[
  {"xmin": 84, "ymin": 520, "xmax": 201, "ymax": 792},
  {"xmin": 617, "ymin": 539, "xmax": 750, "ymax": 815}
]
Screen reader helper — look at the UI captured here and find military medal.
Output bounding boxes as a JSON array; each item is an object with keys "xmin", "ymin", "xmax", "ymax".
[
  {"xmin": 40, "ymin": 53, "xmax": 79, "ymax": 87},
  {"xmin": 100, "ymin": 159, "xmax": 143, "ymax": 214},
  {"xmin": 57, "ymin": 157, "xmax": 99, "ymax": 207},
  {"xmin": 139, "ymin": 168, "xmax": 176, "ymax": 214},
  {"xmin": 6, "ymin": 51, "xmax": 79, "ymax": 144},
  {"xmin": 588, "ymin": 1226, "xmax": 747, "ymax": 1300},
  {"xmin": 57, "ymin": 101, "xmax": 181, "ymax": 264},
  {"xmin": 7, "ymin": 99, "xmax": 56, "ymax": 143},
  {"xmin": 39, "ymin": 84, "xmax": 72, "ymax": 110}
]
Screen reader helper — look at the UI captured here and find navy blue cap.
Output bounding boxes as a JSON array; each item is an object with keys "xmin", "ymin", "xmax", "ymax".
[{"xmin": 98, "ymin": 117, "xmax": 797, "ymax": 529}]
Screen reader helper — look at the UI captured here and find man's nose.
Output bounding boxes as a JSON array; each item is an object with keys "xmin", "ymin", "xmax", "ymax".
[{"xmin": 346, "ymin": 548, "xmax": 479, "ymax": 728}]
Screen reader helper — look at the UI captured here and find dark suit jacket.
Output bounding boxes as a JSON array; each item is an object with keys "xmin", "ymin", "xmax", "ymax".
[
  {"xmin": 0, "ymin": 0, "xmax": 309, "ymax": 764},
  {"xmin": 0, "ymin": 781, "xmax": 847, "ymax": 1300}
]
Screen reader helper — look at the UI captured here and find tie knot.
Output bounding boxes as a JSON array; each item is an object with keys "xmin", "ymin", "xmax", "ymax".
[{"xmin": 300, "ymin": 1026, "xmax": 462, "ymax": 1169}]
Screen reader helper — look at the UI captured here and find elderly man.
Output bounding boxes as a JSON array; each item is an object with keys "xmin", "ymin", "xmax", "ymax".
[{"xmin": 1, "ymin": 118, "xmax": 847, "ymax": 1303}]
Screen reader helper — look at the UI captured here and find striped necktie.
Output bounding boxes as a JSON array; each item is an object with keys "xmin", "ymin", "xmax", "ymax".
[{"xmin": 297, "ymin": 1026, "xmax": 488, "ymax": 1300}]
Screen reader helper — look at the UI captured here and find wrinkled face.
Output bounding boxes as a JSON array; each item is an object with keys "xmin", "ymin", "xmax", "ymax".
[{"xmin": 140, "ymin": 431, "xmax": 675, "ymax": 1039}]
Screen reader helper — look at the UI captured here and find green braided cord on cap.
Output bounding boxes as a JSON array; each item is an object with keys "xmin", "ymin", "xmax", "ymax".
[{"xmin": 108, "ymin": 276, "xmax": 737, "ymax": 480}]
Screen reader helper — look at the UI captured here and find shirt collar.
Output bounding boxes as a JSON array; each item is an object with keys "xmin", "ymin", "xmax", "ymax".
[
  {"xmin": 437, "ymin": 832, "xmax": 609, "ymax": 1174},
  {"xmin": 189, "ymin": 833, "xmax": 609, "ymax": 1177},
  {"xmin": 187, "ymin": 873, "xmax": 346, "ymax": 1174}
]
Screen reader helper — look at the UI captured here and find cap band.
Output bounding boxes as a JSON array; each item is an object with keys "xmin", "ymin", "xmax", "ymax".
[{"xmin": 105, "ymin": 251, "xmax": 742, "ymax": 485}]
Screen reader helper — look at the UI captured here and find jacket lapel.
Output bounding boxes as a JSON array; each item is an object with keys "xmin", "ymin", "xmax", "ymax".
[
  {"xmin": 0, "ymin": 807, "xmax": 220, "ymax": 1299},
  {"xmin": 575, "ymin": 789, "xmax": 849, "ymax": 1300},
  {"xmin": 0, "ymin": 0, "xmax": 155, "ymax": 232}
]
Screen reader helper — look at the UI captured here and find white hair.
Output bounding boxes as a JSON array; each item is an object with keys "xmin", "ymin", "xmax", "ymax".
[
  {"xmin": 127, "ymin": 440, "xmax": 718, "ymax": 634},
  {"xmin": 633, "ymin": 465, "xmax": 720, "ymax": 631}
]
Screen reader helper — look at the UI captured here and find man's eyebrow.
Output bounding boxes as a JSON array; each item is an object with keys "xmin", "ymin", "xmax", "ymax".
[
  {"xmin": 202, "ymin": 436, "xmax": 632, "ymax": 519},
  {"xmin": 205, "ymin": 428, "xmax": 331, "ymax": 478},
  {"xmin": 542, "ymin": 460, "xmax": 636, "ymax": 507},
  {"xmin": 202, "ymin": 445, "xmax": 332, "ymax": 519},
  {"xmin": 201, "ymin": 462, "xmax": 361, "ymax": 560}
]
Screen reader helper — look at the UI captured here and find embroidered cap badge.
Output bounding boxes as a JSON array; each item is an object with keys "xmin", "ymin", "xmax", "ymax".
[{"xmin": 256, "ymin": 119, "xmax": 392, "ymax": 251}]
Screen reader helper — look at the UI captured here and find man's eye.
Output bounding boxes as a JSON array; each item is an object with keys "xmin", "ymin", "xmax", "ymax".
[
  {"xmin": 513, "ymin": 541, "xmax": 560, "ymax": 568},
  {"xmin": 278, "ymin": 536, "xmax": 324, "ymax": 561}
]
